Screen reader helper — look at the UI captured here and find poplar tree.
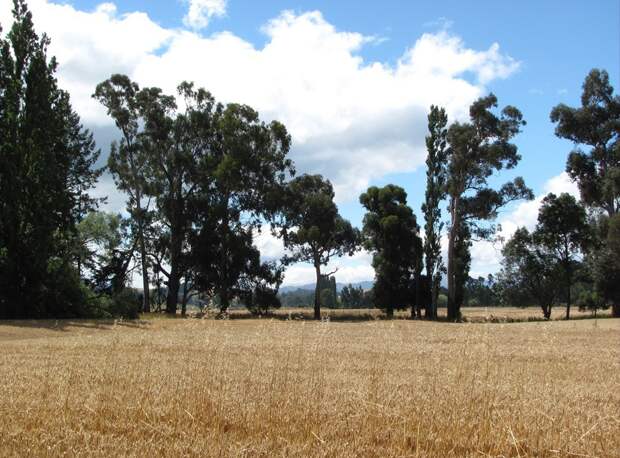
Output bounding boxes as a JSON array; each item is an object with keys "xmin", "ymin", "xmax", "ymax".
[{"xmin": 422, "ymin": 105, "xmax": 448, "ymax": 319}]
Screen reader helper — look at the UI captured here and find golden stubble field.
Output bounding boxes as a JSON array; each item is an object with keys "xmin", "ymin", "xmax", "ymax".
[{"xmin": 0, "ymin": 314, "xmax": 618, "ymax": 457}]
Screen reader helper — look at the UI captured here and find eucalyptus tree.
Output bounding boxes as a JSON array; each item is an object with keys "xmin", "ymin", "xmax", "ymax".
[
  {"xmin": 1, "ymin": 0, "xmax": 102, "ymax": 318},
  {"xmin": 93, "ymin": 75, "xmax": 156, "ymax": 313},
  {"xmin": 551, "ymin": 69, "xmax": 620, "ymax": 317},
  {"xmin": 422, "ymin": 105, "xmax": 448, "ymax": 319},
  {"xmin": 281, "ymin": 175, "xmax": 359, "ymax": 320},
  {"xmin": 498, "ymin": 227, "xmax": 560, "ymax": 319},
  {"xmin": 189, "ymin": 102, "xmax": 293, "ymax": 314},
  {"xmin": 551, "ymin": 69, "xmax": 620, "ymax": 217},
  {"xmin": 535, "ymin": 193, "xmax": 591, "ymax": 320},
  {"xmin": 360, "ymin": 185, "xmax": 423, "ymax": 318},
  {"xmin": 139, "ymin": 82, "xmax": 215, "ymax": 315},
  {"xmin": 445, "ymin": 95, "xmax": 533, "ymax": 321}
]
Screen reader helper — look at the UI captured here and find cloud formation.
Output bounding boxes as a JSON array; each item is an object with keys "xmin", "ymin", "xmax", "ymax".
[
  {"xmin": 183, "ymin": 0, "xmax": 227, "ymax": 30},
  {"xmin": 0, "ymin": 1, "xmax": 520, "ymax": 202}
]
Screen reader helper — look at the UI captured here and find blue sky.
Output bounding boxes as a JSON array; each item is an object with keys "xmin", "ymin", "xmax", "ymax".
[{"xmin": 1, "ymin": 0, "xmax": 618, "ymax": 285}]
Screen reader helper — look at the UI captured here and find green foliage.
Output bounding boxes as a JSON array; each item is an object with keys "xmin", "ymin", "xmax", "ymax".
[
  {"xmin": 93, "ymin": 74, "xmax": 156, "ymax": 313},
  {"xmin": 360, "ymin": 185, "xmax": 423, "ymax": 317},
  {"xmin": 536, "ymin": 193, "xmax": 591, "ymax": 319},
  {"xmin": 444, "ymin": 94, "xmax": 533, "ymax": 320},
  {"xmin": 464, "ymin": 275, "xmax": 497, "ymax": 308},
  {"xmin": 340, "ymin": 284, "xmax": 372, "ymax": 308},
  {"xmin": 77, "ymin": 211, "xmax": 134, "ymax": 295},
  {"xmin": 497, "ymin": 227, "xmax": 561, "ymax": 318},
  {"xmin": 551, "ymin": 69, "xmax": 620, "ymax": 217},
  {"xmin": 189, "ymin": 98, "xmax": 293, "ymax": 314},
  {"xmin": 423, "ymin": 105, "xmax": 448, "ymax": 319},
  {"xmin": 282, "ymin": 174, "xmax": 360, "ymax": 319},
  {"xmin": 577, "ymin": 290, "xmax": 607, "ymax": 317},
  {"xmin": 0, "ymin": 0, "xmax": 102, "ymax": 318},
  {"xmin": 591, "ymin": 214, "xmax": 620, "ymax": 312}
]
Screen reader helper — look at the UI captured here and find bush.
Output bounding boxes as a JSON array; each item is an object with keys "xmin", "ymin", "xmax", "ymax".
[{"xmin": 89, "ymin": 289, "xmax": 141, "ymax": 319}]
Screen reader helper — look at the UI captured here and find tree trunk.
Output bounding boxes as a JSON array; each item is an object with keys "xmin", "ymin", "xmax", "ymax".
[
  {"xmin": 138, "ymin": 226, "xmax": 150, "ymax": 313},
  {"xmin": 565, "ymin": 282, "xmax": 571, "ymax": 320},
  {"xmin": 413, "ymin": 270, "xmax": 422, "ymax": 319},
  {"xmin": 314, "ymin": 263, "xmax": 321, "ymax": 320},
  {"xmin": 613, "ymin": 303, "xmax": 620, "ymax": 318},
  {"xmin": 165, "ymin": 227, "xmax": 182, "ymax": 316},
  {"xmin": 220, "ymin": 289, "xmax": 230, "ymax": 315},
  {"xmin": 447, "ymin": 196, "xmax": 459, "ymax": 321},
  {"xmin": 132, "ymin": 187, "xmax": 150, "ymax": 314},
  {"xmin": 565, "ymin": 265, "xmax": 572, "ymax": 320},
  {"xmin": 181, "ymin": 280, "xmax": 188, "ymax": 317}
]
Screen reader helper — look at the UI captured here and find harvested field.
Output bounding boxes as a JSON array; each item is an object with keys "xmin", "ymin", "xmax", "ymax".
[{"xmin": 0, "ymin": 314, "xmax": 618, "ymax": 457}]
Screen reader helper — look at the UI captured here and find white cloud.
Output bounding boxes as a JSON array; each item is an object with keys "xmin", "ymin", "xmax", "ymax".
[
  {"xmin": 183, "ymin": 0, "xmax": 227, "ymax": 30},
  {"xmin": 1, "ymin": 2, "xmax": 520, "ymax": 203}
]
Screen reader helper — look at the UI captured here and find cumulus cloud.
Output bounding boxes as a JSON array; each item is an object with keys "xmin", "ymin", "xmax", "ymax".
[
  {"xmin": 1, "ymin": 2, "xmax": 520, "ymax": 203},
  {"xmin": 183, "ymin": 0, "xmax": 227, "ymax": 30}
]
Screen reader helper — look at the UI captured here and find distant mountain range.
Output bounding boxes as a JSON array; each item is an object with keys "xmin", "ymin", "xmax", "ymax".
[{"xmin": 280, "ymin": 280, "xmax": 374, "ymax": 294}]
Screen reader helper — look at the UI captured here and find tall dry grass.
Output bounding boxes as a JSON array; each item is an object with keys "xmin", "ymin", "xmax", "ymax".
[{"xmin": 0, "ymin": 315, "xmax": 618, "ymax": 457}]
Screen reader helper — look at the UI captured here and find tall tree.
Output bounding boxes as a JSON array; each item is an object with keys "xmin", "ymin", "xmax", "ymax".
[
  {"xmin": 551, "ymin": 69, "xmax": 620, "ymax": 217},
  {"xmin": 536, "ymin": 193, "xmax": 591, "ymax": 320},
  {"xmin": 360, "ymin": 185, "xmax": 423, "ymax": 318},
  {"xmin": 281, "ymin": 175, "xmax": 359, "ymax": 320},
  {"xmin": 422, "ymin": 105, "xmax": 448, "ymax": 319},
  {"xmin": 142, "ymin": 82, "xmax": 216, "ymax": 315},
  {"xmin": 551, "ymin": 69, "xmax": 620, "ymax": 317},
  {"xmin": 445, "ymin": 94, "xmax": 533, "ymax": 321},
  {"xmin": 0, "ymin": 0, "xmax": 102, "ymax": 318},
  {"xmin": 93, "ymin": 75, "xmax": 161, "ymax": 313},
  {"xmin": 189, "ymin": 102, "xmax": 293, "ymax": 313}
]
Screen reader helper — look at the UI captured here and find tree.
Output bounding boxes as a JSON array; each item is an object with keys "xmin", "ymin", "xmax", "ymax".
[
  {"xmin": 497, "ymin": 228, "xmax": 560, "ymax": 319},
  {"xmin": 340, "ymin": 284, "xmax": 366, "ymax": 308},
  {"xmin": 464, "ymin": 275, "xmax": 497, "ymax": 308},
  {"xmin": 189, "ymin": 101, "xmax": 293, "ymax": 314},
  {"xmin": 318, "ymin": 275, "xmax": 337, "ymax": 308},
  {"xmin": 591, "ymin": 214, "xmax": 620, "ymax": 313},
  {"xmin": 551, "ymin": 69, "xmax": 620, "ymax": 317},
  {"xmin": 422, "ymin": 105, "xmax": 448, "ymax": 319},
  {"xmin": 77, "ymin": 211, "xmax": 135, "ymax": 295},
  {"xmin": 93, "ymin": 75, "xmax": 156, "ymax": 313},
  {"xmin": 281, "ymin": 175, "xmax": 359, "ymax": 320},
  {"xmin": 445, "ymin": 94, "xmax": 533, "ymax": 321},
  {"xmin": 536, "ymin": 193, "xmax": 591, "ymax": 320},
  {"xmin": 360, "ymin": 185, "xmax": 423, "ymax": 318},
  {"xmin": 0, "ymin": 0, "xmax": 102, "ymax": 318},
  {"xmin": 551, "ymin": 69, "xmax": 620, "ymax": 217}
]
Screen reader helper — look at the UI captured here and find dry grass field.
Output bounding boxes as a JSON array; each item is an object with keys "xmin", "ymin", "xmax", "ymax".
[{"xmin": 0, "ymin": 313, "xmax": 618, "ymax": 457}]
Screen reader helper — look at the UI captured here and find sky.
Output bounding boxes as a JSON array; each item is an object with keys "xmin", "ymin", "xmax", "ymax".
[{"xmin": 1, "ymin": 0, "xmax": 618, "ymax": 286}]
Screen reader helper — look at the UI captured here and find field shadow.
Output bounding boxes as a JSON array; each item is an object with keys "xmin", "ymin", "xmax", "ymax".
[{"xmin": 0, "ymin": 318, "xmax": 151, "ymax": 334}]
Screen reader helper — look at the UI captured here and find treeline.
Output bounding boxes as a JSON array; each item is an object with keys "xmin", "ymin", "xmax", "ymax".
[{"xmin": 0, "ymin": 1, "xmax": 618, "ymax": 320}]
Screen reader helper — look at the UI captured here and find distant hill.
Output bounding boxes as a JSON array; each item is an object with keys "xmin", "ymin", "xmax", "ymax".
[{"xmin": 280, "ymin": 280, "xmax": 373, "ymax": 294}]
